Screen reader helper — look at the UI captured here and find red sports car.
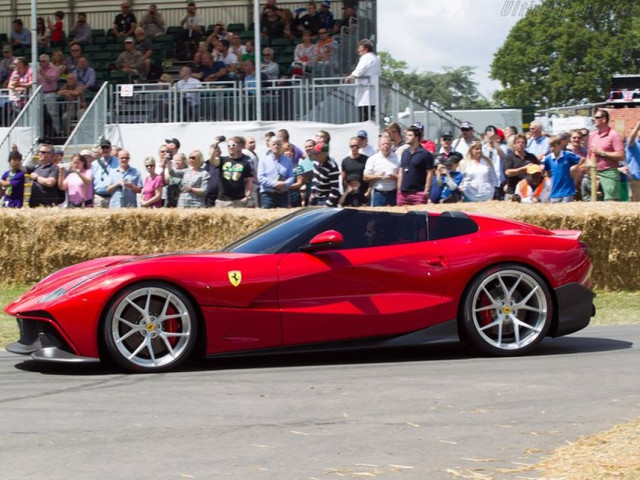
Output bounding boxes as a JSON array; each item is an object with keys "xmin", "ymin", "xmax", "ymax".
[{"xmin": 5, "ymin": 208, "xmax": 595, "ymax": 373}]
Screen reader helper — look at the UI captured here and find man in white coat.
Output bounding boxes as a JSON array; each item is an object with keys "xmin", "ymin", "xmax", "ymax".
[{"xmin": 346, "ymin": 39, "xmax": 381, "ymax": 122}]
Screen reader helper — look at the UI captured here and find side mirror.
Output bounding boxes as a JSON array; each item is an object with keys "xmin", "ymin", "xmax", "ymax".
[{"xmin": 300, "ymin": 230, "xmax": 344, "ymax": 253}]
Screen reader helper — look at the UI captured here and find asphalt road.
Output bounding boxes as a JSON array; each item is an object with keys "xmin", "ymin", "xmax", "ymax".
[{"xmin": 1, "ymin": 325, "xmax": 639, "ymax": 480}]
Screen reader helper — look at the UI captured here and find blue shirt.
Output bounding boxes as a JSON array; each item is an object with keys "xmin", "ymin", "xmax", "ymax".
[
  {"xmin": 92, "ymin": 156, "xmax": 119, "ymax": 196},
  {"xmin": 527, "ymin": 136, "xmax": 550, "ymax": 159},
  {"xmin": 543, "ymin": 151, "xmax": 580, "ymax": 198},
  {"xmin": 258, "ymin": 152, "xmax": 294, "ymax": 193},
  {"xmin": 625, "ymin": 139, "xmax": 640, "ymax": 180},
  {"xmin": 108, "ymin": 166, "xmax": 142, "ymax": 208}
]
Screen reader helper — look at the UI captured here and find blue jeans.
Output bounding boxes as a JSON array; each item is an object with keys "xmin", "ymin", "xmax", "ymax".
[
  {"xmin": 261, "ymin": 191, "xmax": 290, "ymax": 208},
  {"xmin": 372, "ymin": 189, "xmax": 397, "ymax": 207}
]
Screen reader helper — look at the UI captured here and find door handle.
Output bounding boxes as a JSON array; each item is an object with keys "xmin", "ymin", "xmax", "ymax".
[{"xmin": 427, "ymin": 256, "xmax": 446, "ymax": 268}]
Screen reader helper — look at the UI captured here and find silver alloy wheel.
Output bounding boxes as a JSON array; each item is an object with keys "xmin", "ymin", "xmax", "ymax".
[
  {"xmin": 109, "ymin": 286, "xmax": 194, "ymax": 370},
  {"xmin": 469, "ymin": 269, "xmax": 548, "ymax": 351}
]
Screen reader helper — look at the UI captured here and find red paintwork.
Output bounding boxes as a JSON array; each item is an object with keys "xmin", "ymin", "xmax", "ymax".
[{"xmin": 4, "ymin": 213, "xmax": 592, "ymax": 361}]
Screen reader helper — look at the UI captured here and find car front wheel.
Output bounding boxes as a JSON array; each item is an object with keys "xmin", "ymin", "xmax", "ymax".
[
  {"xmin": 462, "ymin": 265, "xmax": 553, "ymax": 356},
  {"xmin": 104, "ymin": 282, "xmax": 198, "ymax": 373}
]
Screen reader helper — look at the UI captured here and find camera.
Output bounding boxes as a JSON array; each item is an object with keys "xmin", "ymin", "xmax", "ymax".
[{"xmin": 215, "ymin": 135, "xmax": 226, "ymax": 142}]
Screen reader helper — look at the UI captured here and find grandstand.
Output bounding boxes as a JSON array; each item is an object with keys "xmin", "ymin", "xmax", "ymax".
[{"xmin": 0, "ymin": 0, "xmax": 459, "ymax": 172}]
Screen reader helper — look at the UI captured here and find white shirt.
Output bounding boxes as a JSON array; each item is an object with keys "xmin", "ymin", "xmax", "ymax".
[
  {"xmin": 364, "ymin": 151, "xmax": 399, "ymax": 191},
  {"xmin": 175, "ymin": 76, "xmax": 202, "ymax": 106},
  {"xmin": 350, "ymin": 51, "xmax": 381, "ymax": 107},
  {"xmin": 460, "ymin": 158, "xmax": 499, "ymax": 202}
]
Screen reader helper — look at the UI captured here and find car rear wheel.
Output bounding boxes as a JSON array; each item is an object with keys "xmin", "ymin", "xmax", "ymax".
[
  {"xmin": 104, "ymin": 282, "xmax": 198, "ymax": 373},
  {"xmin": 462, "ymin": 265, "xmax": 552, "ymax": 356}
]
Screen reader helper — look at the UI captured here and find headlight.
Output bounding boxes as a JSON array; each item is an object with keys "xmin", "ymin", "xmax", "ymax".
[{"xmin": 38, "ymin": 270, "xmax": 108, "ymax": 304}]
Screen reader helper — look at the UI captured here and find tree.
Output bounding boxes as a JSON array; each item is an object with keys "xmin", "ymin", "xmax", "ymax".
[
  {"xmin": 491, "ymin": 0, "xmax": 640, "ymax": 108},
  {"xmin": 379, "ymin": 52, "xmax": 491, "ymax": 109}
]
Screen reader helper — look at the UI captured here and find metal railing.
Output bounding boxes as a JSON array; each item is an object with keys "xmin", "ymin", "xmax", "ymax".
[
  {"xmin": 63, "ymin": 81, "xmax": 109, "ymax": 154},
  {"xmin": 0, "ymin": 86, "xmax": 43, "ymax": 173}
]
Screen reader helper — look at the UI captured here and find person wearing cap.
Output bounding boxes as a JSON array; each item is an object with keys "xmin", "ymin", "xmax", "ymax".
[
  {"xmin": 317, "ymin": 1, "xmax": 335, "ymax": 31},
  {"xmin": 363, "ymin": 135, "xmax": 399, "ymax": 206},
  {"xmin": 258, "ymin": 137, "xmax": 294, "ymax": 208},
  {"xmin": 112, "ymin": 2, "xmax": 137, "ymax": 40},
  {"xmin": 452, "ymin": 121, "xmax": 476, "ymax": 157},
  {"xmin": 139, "ymin": 3, "xmax": 166, "ymax": 37},
  {"xmin": 0, "ymin": 45, "xmax": 16, "ymax": 88},
  {"xmin": 431, "ymin": 156, "xmax": 463, "ymax": 204},
  {"xmin": 58, "ymin": 152, "xmax": 94, "ymax": 208},
  {"xmin": 26, "ymin": 144, "xmax": 62, "ymax": 207},
  {"xmin": 310, "ymin": 142, "xmax": 340, "ymax": 207},
  {"xmin": 91, "ymin": 139, "xmax": 119, "ymax": 208},
  {"xmin": 346, "ymin": 39, "xmax": 381, "ymax": 122},
  {"xmin": 209, "ymin": 137, "xmax": 254, "ymax": 207},
  {"xmin": 114, "ymin": 37, "xmax": 145, "ymax": 79},
  {"xmin": 106, "ymin": 149, "xmax": 142, "ymax": 208},
  {"xmin": 355, "ymin": 130, "xmax": 375, "ymax": 157},
  {"xmin": 513, "ymin": 163, "xmax": 550, "ymax": 204},
  {"xmin": 397, "ymin": 125, "xmax": 435, "ymax": 206},
  {"xmin": 504, "ymin": 133, "xmax": 539, "ymax": 200},
  {"xmin": 543, "ymin": 135, "xmax": 585, "ymax": 203},
  {"xmin": 435, "ymin": 130, "xmax": 461, "ymax": 164}
]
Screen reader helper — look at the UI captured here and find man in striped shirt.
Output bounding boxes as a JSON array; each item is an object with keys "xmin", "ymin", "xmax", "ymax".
[{"xmin": 310, "ymin": 142, "xmax": 340, "ymax": 207}]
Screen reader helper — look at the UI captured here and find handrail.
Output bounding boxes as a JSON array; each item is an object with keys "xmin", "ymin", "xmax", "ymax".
[
  {"xmin": 0, "ymin": 86, "xmax": 43, "ymax": 172},
  {"xmin": 63, "ymin": 81, "xmax": 110, "ymax": 154}
]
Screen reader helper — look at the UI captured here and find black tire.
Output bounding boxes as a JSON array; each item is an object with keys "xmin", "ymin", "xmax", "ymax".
[
  {"xmin": 462, "ymin": 264, "xmax": 553, "ymax": 356},
  {"xmin": 103, "ymin": 282, "xmax": 198, "ymax": 373}
]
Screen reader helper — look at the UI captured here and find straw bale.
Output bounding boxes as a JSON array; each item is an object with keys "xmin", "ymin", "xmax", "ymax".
[{"xmin": 1, "ymin": 203, "xmax": 640, "ymax": 289}]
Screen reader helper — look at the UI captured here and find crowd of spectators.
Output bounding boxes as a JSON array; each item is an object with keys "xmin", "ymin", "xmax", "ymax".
[
  {"xmin": 3, "ymin": 111, "xmax": 639, "ymax": 209},
  {"xmin": 1, "ymin": 1, "xmax": 361, "ymax": 131}
]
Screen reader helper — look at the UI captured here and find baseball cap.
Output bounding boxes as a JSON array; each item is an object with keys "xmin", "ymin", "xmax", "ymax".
[
  {"xmin": 356, "ymin": 130, "xmax": 367, "ymax": 138},
  {"xmin": 442, "ymin": 156, "xmax": 457, "ymax": 167},
  {"xmin": 412, "ymin": 122, "xmax": 424, "ymax": 131},
  {"xmin": 2, "ymin": 45, "xmax": 12, "ymax": 53},
  {"xmin": 321, "ymin": 1, "xmax": 331, "ymax": 7},
  {"xmin": 124, "ymin": 37, "xmax": 134, "ymax": 43},
  {"xmin": 54, "ymin": 148, "xmax": 64, "ymax": 156},
  {"xmin": 460, "ymin": 121, "xmax": 473, "ymax": 129},
  {"xmin": 526, "ymin": 163, "xmax": 543, "ymax": 175},
  {"xmin": 441, "ymin": 130, "xmax": 453, "ymax": 138},
  {"xmin": 165, "ymin": 137, "xmax": 181, "ymax": 149},
  {"xmin": 314, "ymin": 142, "xmax": 329, "ymax": 153},
  {"xmin": 99, "ymin": 139, "xmax": 112, "ymax": 148},
  {"xmin": 80, "ymin": 149, "xmax": 93, "ymax": 156}
]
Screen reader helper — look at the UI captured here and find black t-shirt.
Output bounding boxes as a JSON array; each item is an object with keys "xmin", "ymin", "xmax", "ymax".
[
  {"xmin": 114, "ymin": 13, "xmax": 137, "ymax": 34},
  {"xmin": 341, "ymin": 154, "xmax": 369, "ymax": 194},
  {"xmin": 218, "ymin": 155, "xmax": 253, "ymax": 201},
  {"xmin": 504, "ymin": 150, "xmax": 538, "ymax": 194},
  {"xmin": 28, "ymin": 163, "xmax": 61, "ymax": 207},
  {"xmin": 399, "ymin": 145, "xmax": 434, "ymax": 192}
]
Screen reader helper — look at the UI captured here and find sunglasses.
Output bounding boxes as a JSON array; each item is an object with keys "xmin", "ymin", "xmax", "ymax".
[
  {"xmin": 120, "ymin": 156, "xmax": 130, "ymax": 159},
  {"xmin": 442, "ymin": 137, "xmax": 452, "ymax": 141},
  {"xmin": 38, "ymin": 150, "xmax": 51, "ymax": 154},
  {"xmin": 145, "ymin": 164, "xmax": 154, "ymax": 167},
  {"xmin": 188, "ymin": 156, "xmax": 197, "ymax": 159},
  {"xmin": 593, "ymin": 116, "xmax": 604, "ymax": 119},
  {"xmin": 349, "ymin": 145, "xmax": 359, "ymax": 148},
  {"xmin": 461, "ymin": 128, "xmax": 471, "ymax": 132}
]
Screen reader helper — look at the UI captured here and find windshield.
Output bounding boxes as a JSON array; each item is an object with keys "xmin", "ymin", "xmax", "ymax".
[{"xmin": 222, "ymin": 208, "xmax": 340, "ymax": 254}]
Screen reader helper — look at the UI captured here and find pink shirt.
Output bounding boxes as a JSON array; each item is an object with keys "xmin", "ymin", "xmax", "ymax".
[
  {"xmin": 64, "ymin": 169, "xmax": 94, "ymax": 206},
  {"xmin": 589, "ymin": 127, "xmax": 624, "ymax": 171},
  {"xmin": 38, "ymin": 63, "xmax": 60, "ymax": 93},
  {"xmin": 142, "ymin": 174, "xmax": 164, "ymax": 208}
]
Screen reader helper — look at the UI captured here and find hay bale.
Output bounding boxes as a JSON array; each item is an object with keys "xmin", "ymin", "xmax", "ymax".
[{"xmin": 1, "ymin": 203, "xmax": 640, "ymax": 290}]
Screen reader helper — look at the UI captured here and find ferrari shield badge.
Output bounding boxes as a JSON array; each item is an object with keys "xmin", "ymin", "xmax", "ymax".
[{"xmin": 228, "ymin": 270, "xmax": 242, "ymax": 287}]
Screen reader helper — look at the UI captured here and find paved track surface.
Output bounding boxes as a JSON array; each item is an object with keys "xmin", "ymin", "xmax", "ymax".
[{"xmin": 1, "ymin": 325, "xmax": 639, "ymax": 479}]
